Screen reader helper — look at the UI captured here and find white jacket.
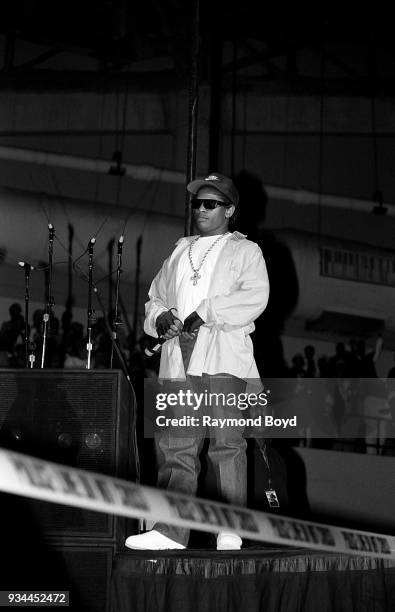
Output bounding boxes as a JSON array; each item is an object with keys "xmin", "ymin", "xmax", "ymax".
[{"xmin": 144, "ymin": 232, "xmax": 269, "ymax": 381}]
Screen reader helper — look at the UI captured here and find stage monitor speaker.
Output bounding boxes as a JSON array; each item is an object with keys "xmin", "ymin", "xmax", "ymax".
[
  {"xmin": 54, "ymin": 543, "xmax": 114, "ymax": 612},
  {"xmin": 0, "ymin": 369, "xmax": 136, "ymax": 547},
  {"xmin": 1, "ymin": 519, "xmax": 113, "ymax": 612}
]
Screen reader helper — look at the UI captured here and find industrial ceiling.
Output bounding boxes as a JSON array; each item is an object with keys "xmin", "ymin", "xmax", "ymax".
[{"xmin": 1, "ymin": 2, "xmax": 394, "ymax": 95}]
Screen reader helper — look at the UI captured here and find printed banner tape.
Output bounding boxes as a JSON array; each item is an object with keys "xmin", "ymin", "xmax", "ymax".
[{"xmin": 0, "ymin": 448, "xmax": 394, "ymax": 561}]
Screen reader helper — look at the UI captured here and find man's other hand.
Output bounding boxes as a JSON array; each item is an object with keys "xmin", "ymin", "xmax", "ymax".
[{"xmin": 182, "ymin": 311, "xmax": 204, "ymax": 339}]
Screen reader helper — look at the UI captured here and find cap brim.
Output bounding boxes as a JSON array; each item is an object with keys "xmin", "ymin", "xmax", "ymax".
[{"xmin": 187, "ymin": 178, "xmax": 230, "ymax": 201}]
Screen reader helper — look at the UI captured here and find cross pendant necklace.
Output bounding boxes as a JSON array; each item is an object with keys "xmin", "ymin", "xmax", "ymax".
[
  {"xmin": 188, "ymin": 233, "xmax": 229, "ymax": 285},
  {"xmin": 191, "ymin": 270, "xmax": 201, "ymax": 285}
]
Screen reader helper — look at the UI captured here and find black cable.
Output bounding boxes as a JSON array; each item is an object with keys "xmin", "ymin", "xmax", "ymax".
[
  {"xmin": 95, "ymin": 269, "xmax": 119, "ymax": 286},
  {"xmin": 93, "ymin": 284, "xmax": 141, "ymax": 484}
]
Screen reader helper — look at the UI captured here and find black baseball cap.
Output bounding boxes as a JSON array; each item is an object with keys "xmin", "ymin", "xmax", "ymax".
[{"xmin": 187, "ymin": 172, "xmax": 239, "ymax": 206}]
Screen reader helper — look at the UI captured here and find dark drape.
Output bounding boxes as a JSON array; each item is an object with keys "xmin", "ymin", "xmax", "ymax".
[{"xmin": 112, "ymin": 548, "xmax": 395, "ymax": 612}]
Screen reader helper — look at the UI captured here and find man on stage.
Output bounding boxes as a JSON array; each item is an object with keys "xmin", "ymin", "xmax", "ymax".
[{"xmin": 125, "ymin": 172, "xmax": 269, "ymax": 550}]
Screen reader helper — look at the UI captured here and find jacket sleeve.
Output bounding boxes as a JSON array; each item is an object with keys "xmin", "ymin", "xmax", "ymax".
[
  {"xmin": 195, "ymin": 244, "xmax": 269, "ymax": 330},
  {"xmin": 144, "ymin": 256, "xmax": 171, "ymax": 338}
]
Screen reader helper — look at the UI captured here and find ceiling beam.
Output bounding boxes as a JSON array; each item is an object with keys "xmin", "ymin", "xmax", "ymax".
[
  {"xmin": 222, "ymin": 42, "xmax": 301, "ymax": 73},
  {"xmin": 310, "ymin": 44, "xmax": 364, "ymax": 79},
  {"xmin": 16, "ymin": 47, "xmax": 64, "ymax": 70},
  {"xmin": 2, "ymin": 66, "xmax": 395, "ymax": 97}
]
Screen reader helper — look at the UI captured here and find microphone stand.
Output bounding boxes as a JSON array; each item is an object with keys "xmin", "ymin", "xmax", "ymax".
[
  {"xmin": 67, "ymin": 223, "xmax": 74, "ymax": 315},
  {"xmin": 41, "ymin": 224, "xmax": 55, "ymax": 368},
  {"xmin": 86, "ymin": 237, "xmax": 96, "ymax": 369},
  {"xmin": 131, "ymin": 236, "xmax": 142, "ymax": 349},
  {"xmin": 107, "ymin": 238, "xmax": 115, "ymax": 317},
  {"xmin": 21, "ymin": 263, "xmax": 32, "ymax": 368},
  {"xmin": 110, "ymin": 235, "xmax": 124, "ymax": 368}
]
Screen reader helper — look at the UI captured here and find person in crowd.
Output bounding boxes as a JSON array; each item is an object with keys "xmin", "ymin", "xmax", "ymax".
[
  {"xmin": 355, "ymin": 336, "xmax": 383, "ymax": 378},
  {"xmin": 288, "ymin": 353, "xmax": 306, "ymax": 378},
  {"xmin": 387, "ymin": 353, "xmax": 395, "ymax": 379},
  {"xmin": 317, "ymin": 355, "xmax": 330, "ymax": 378},
  {"xmin": 63, "ymin": 322, "xmax": 87, "ymax": 368},
  {"xmin": 0, "ymin": 303, "xmax": 25, "ymax": 366},
  {"xmin": 328, "ymin": 342, "xmax": 351, "ymax": 377},
  {"xmin": 304, "ymin": 345, "xmax": 317, "ymax": 377}
]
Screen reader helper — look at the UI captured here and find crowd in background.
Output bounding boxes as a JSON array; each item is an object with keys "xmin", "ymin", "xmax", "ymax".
[
  {"xmin": 287, "ymin": 337, "xmax": 390, "ymax": 379},
  {"xmin": 0, "ymin": 301, "xmax": 394, "ymax": 380},
  {"xmin": 0, "ymin": 302, "xmax": 126, "ymax": 371}
]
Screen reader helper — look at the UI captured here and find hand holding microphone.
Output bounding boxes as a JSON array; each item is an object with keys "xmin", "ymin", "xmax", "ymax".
[
  {"xmin": 155, "ymin": 309, "xmax": 181, "ymax": 337},
  {"xmin": 145, "ymin": 309, "xmax": 206, "ymax": 357},
  {"xmin": 144, "ymin": 309, "xmax": 182, "ymax": 357}
]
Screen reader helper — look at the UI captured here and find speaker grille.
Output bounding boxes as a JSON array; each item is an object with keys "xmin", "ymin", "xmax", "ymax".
[{"xmin": 0, "ymin": 369, "xmax": 133, "ymax": 540}]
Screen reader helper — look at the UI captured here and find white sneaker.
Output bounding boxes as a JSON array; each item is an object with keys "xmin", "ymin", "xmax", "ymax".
[
  {"xmin": 125, "ymin": 530, "xmax": 186, "ymax": 550},
  {"xmin": 217, "ymin": 532, "xmax": 242, "ymax": 550}
]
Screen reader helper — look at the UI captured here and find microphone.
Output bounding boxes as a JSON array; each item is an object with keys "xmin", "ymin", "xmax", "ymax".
[
  {"xmin": 118, "ymin": 235, "xmax": 124, "ymax": 254},
  {"xmin": 18, "ymin": 261, "xmax": 35, "ymax": 270},
  {"xmin": 144, "ymin": 336, "xmax": 166, "ymax": 357},
  {"xmin": 144, "ymin": 319, "xmax": 183, "ymax": 357}
]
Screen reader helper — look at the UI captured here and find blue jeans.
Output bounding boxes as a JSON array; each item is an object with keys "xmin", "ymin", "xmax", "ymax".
[{"xmin": 153, "ymin": 336, "xmax": 247, "ymax": 546}]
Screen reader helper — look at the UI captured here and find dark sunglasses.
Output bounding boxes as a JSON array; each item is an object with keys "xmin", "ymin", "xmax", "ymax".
[{"xmin": 191, "ymin": 198, "xmax": 231, "ymax": 210}]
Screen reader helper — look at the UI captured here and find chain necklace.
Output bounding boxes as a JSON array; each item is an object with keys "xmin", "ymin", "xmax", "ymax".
[{"xmin": 188, "ymin": 233, "xmax": 229, "ymax": 285}]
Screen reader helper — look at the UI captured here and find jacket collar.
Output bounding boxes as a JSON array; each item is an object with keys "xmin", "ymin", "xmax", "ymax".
[{"xmin": 175, "ymin": 231, "xmax": 246, "ymax": 246}]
